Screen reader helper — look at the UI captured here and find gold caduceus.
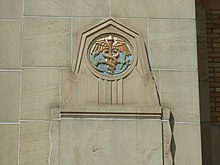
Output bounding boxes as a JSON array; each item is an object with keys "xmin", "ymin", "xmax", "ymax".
[
  {"xmin": 91, "ymin": 35, "xmax": 131, "ymax": 74},
  {"xmin": 102, "ymin": 35, "xmax": 119, "ymax": 74}
]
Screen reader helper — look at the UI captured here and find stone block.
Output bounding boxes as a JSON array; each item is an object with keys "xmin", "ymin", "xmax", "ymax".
[
  {"xmin": 0, "ymin": 0, "xmax": 22, "ymax": 19},
  {"xmin": 111, "ymin": 0, "xmax": 195, "ymax": 19},
  {"xmin": 160, "ymin": 70, "xmax": 200, "ymax": 122},
  {"xmin": 21, "ymin": 68, "xmax": 60, "ymax": 120},
  {"xmin": 20, "ymin": 121, "xmax": 60, "ymax": 165},
  {"xmin": 0, "ymin": 71, "xmax": 20, "ymax": 122},
  {"xmin": 60, "ymin": 119, "xmax": 162, "ymax": 165},
  {"xmin": 148, "ymin": 20, "xmax": 197, "ymax": 69},
  {"xmin": 173, "ymin": 122, "xmax": 202, "ymax": 165},
  {"xmin": 116, "ymin": 19, "xmax": 148, "ymax": 44},
  {"xmin": 23, "ymin": 18, "xmax": 71, "ymax": 67},
  {"xmin": 0, "ymin": 124, "xmax": 18, "ymax": 165},
  {"xmin": 24, "ymin": 0, "xmax": 109, "ymax": 17},
  {"xmin": 0, "ymin": 21, "xmax": 21, "ymax": 69}
]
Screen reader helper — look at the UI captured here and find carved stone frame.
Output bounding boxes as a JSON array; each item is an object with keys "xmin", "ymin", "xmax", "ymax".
[
  {"xmin": 73, "ymin": 17, "xmax": 149, "ymax": 80},
  {"xmin": 85, "ymin": 33, "xmax": 137, "ymax": 80}
]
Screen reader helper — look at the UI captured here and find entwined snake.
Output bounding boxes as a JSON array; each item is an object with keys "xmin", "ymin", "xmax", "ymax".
[{"xmin": 102, "ymin": 49, "xmax": 119, "ymax": 74}]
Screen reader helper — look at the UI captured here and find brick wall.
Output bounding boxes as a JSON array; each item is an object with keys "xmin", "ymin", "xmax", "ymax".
[{"xmin": 207, "ymin": 9, "xmax": 220, "ymax": 122}]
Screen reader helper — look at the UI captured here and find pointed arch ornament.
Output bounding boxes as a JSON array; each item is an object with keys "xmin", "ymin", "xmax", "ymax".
[
  {"xmin": 73, "ymin": 17, "xmax": 147, "ymax": 81},
  {"xmin": 58, "ymin": 17, "xmax": 162, "ymax": 111}
]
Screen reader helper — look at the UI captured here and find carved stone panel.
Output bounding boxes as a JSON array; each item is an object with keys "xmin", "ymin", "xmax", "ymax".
[
  {"xmin": 61, "ymin": 18, "xmax": 161, "ymax": 115},
  {"xmin": 60, "ymin": 17, "xmax": 164, "ymax": 165}
]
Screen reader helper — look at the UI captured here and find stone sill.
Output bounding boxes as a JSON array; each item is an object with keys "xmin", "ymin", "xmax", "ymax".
[{"xmin": 61, "ymin": 105, "xmax": 162, "ymax": 119}]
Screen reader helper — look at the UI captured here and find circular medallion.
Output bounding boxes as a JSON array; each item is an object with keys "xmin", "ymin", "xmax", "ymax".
[{"xmin": 88, "ymin": 34, "xmax": 134, "ymax": 79}]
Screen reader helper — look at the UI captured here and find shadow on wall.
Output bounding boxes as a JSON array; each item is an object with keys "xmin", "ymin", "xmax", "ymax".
[
  {"xmin": 169, "ymin": 112, "xmax": 176, "ymax": 165},
  {"xmin": 196, "ymin": 1, "xmax": 216, "ymax": 165},
  {"xmin": 211, "ymin": 124, "xmax": 220, "ymax": 165}
]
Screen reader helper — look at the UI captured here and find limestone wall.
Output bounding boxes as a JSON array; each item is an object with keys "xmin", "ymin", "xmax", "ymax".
[{"xmin": 0, "ymin": 0, "xmax": 202, "ymax": 164}]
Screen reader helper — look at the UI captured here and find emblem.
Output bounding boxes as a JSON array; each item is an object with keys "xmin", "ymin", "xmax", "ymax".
[{"xmin": 89, "ymin": 35, "xmax": 132, "ymax": 77}]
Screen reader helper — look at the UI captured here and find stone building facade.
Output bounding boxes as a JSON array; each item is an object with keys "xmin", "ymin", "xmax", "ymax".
[{"xmin": 0, "ymin": 0, "xmax": 207, "ymax": 165}]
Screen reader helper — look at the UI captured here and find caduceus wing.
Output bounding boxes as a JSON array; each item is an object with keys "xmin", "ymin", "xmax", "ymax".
[
  {"xmin": 92, "ymin": 39, "xmax": 108, "ymax": 54},
  {"xmin": 113, "ymin": 39, "xmax": 131, "ymax": 56}
]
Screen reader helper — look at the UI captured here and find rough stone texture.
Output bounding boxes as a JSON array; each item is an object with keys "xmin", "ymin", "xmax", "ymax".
[
  {"xmin": 21, "ymin": 68, "xmax": 60, "ymax": 120},
  {"xmin": 20, "ymin": 122, "xmax": 50, "ymax": 165},
  {"xmin": 173, "ymin": 123, "xmax": 202, "ymax": 165},
  {"xmin": 148, "ymin": 20, "xmax": 197, "ymax": 70},
  {"xmin": 123, "ymin": 72, "xmax": 160, "ymax": 107},
  {"xmin": 24, "ymin": 0, "xmax": 109, "ymax": 17},
  {"xmin": 111, "ymin": 0, "xmax": 195, "ymax": 19},
  {"xmin": 61, "ymin": 69, "xmax": 99, "ymax": 107},
  {"xmin": 61, "ymin": 119, "xmax": 162, "ymax": 165},
  {"xmin": 116, "ymin": 19, "xmax": 148, "ymax": 45},
  {"xmin": 151, "ymin": 70, "xmax": 160, "ymax": 92},
  {"xmin": 19, "ymin": 121, "xmax": 60, "ymax": 165},
  {"xmin": 50, "ymin": 120, "xmax": 60, "ymax": 165},
  {"xmin": 23, "ymin": 18, "xmax": 71, "ymax": 67},
  {"xmin": 0, "ymin": 0, "xmax": 23, "ymax": 19},
  {"xmin": 0, "ymin": 21, "xmax": 21, "ymax": 69},
  {"xmin": 0, "ymin": 71, "xmax": 20, "ymax": 122},
  {"xmin": 160, "ymin": 70, "xmax": 200, "ymax": 122},
  {"xmin": 0, "ymin": 125, "xmax": 18, "ymax": 165},
  {"xmin": 162, "ymin": 112, "xmax": 173, "ymax": 165}
]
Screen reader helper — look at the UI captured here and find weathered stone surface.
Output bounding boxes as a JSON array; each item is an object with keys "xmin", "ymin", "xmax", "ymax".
[
  {"xmin": 111, "ymin": 0, "xmax": 195, "ymax": 19},
  {"xmin": 123, "ymin": 72, "xmax": 160, "ymax": 108},
  {"xmin": 60, "ymin": 119, "xmax": 162, "ymax": 165},
  {"xmin": 61, "ymin": 69, "xmax": 99, "ymax": 107},
  {"xmin": 23, "ymin": 18, "xmax": 71, "ymax": 67},
  {"xmin": 0, "ymin": 0, "xmax": 22, "ymax": 19},
  {"xmin": 148, "ymin": 20, "xmax": 197, "ymax": 69},
  {"xmin": 0, "ymin": 124, "xmax": 18, "ymax": 165},
  {"xmin": 0, "ymin": 71, "xmax": 20, "ymax": 122},
  {"xmin": 116, "ymin": 18, "xmax": 148, "ymax": 44},
  {"xmin": 72, "ymin": 18, "xmax": 102, "ymax": 70},
  {"xmin": 24, "ymin": 0, "xmax": 109, "ymax": 17},
  {"xmin": 20, "ymin": 121, "xmax": 60, "ymax": 165},
  {"xmin": 20, "ymin": 122, "xmax": 49, "ymax": 165},
  {"xmin": 162, "ymin": 108, "xmax": 173, "ymax": 165},
  {"xmin": 160, "ymin": 70, "xmax": 200, "ymax": 122},
  {"xmin": 21, "ymin": 68, "xmax": 60, "ymax": 120},
  {"xmin": 173, "ymin": 123, "xmax": 202, "ymax": 165},
  {"xmin": 151, "ymin": 70, "xmax": 160, "ymax": 92},
  {"xmin": 0, "ymin": 21, "xmax": 21, "ymax": 69}
]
